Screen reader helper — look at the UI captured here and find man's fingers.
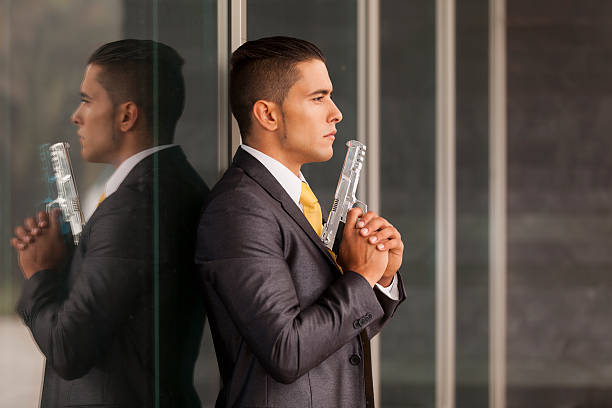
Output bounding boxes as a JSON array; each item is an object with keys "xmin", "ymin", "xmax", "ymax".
[
  {"xmin": 14, "ymin": 225, "xmax": 33, "ymax": 243},
  {"xmin": 360, "ymin": 216, "xmax": 390, "ymax": 237},
  {"xmin": 10, "ymin": 237, "xmax": 26, "ymax": 250},
  {"xmin": 367, "ymin": 225, "xmax": 396, "ymax": 245},
  {"xmin": 37, "ymin": 211, "xmax": 49, "ymax": 228},
  {"xmin": 346, "ymin": 207, "xmax": 365, "ymax": 230},
  {"xmin": 367, "ymin": 225, "xmax": 403, "ymax": 252},
  {"xmin": 374, "ymin": 236, "xmax": 404, "ymax": 252},
  {"xmin": 24, "ymin": 217, "xmax": 41, "ymax": 236},
  {"xmin": 355, "ymin": 210, "xmax": 377, "ymax": 229}
]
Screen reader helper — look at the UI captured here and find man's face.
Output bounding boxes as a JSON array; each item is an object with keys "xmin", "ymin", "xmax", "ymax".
[
  {"xmin": 277, "ymin": 59, "xmax": 343, "ymax": 167},
  {"xmin": 71, "ymin": 64, "xmax": 120, "ymax": 164}
]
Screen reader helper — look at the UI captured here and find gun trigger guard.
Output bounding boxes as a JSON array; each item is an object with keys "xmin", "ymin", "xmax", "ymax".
[
  {"xmin": 353, "ymin": 201, "xmax": 367, "ymax": 215},
  {"xmin": 46, "ymin": 199, "xmax": 59, "ymax": 213}
]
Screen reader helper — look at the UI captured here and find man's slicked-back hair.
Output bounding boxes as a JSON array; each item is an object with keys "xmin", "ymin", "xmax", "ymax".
[
  {"xmin": 88, "ymin": 39, "xmax": 185, "ymax": 144},
  {"xmin": 230, "ymin": 36, "xmax": 326, "ymax": 138}
]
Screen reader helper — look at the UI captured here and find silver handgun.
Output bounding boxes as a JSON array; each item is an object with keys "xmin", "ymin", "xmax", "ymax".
[
  {"xmin": 43, "ymin": 142, "xmax": 85, "ymax": 245},
  {"xmin": 321, "ymin": 140, "xmax": 367, "ymax": 252}
]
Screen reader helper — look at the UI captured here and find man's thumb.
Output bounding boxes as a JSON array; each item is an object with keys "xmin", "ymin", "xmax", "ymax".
[{"xmin": 49, "ymin": 208, "xmax": 62, "ymax": 233}]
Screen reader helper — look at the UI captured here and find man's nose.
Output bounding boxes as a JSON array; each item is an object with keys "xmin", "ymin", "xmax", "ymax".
[
  {"xmin": 329, "ymin": 100, "xmax": 343, "ymax": 124},
  {"xmin": 71, "ymin": 107, "xmax": 81, "ymax": 125}
]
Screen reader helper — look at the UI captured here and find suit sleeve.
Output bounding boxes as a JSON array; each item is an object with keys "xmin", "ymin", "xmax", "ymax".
[
  {"xmin": 17, "ymin": 202, "xmax": 151, "ymax": 380},
  {"xmin": 365, "ymin": 273, "xmax": 406, "ymax": 340},
  {"xmin": 196, "ymin": 190, "xmax": 392, "ymax": 384}
]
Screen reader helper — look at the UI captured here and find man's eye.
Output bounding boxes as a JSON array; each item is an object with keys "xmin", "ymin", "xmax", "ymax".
[
  {"xmin": 81, "ymin": 99, "xmax": 89, "ymax": 104},
  {"xmin": 313, "ymin": 96, "xmax": 323, "ymax": 102}
]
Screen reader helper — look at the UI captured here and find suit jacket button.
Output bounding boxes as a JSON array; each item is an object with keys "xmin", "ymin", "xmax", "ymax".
[
  {"xmin": 349, "ymin": 354, "xmax": 362, "ymax": 366},
  {"xmin": 359, "ymin": 317, "xmax": 367, "ymax": 326},
  {"xmin": 353, "ymin": 319, "xmax": 361, "ymax": 329}
]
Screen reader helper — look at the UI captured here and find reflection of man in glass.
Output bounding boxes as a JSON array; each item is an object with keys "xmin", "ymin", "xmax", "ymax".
[
  {"xmin": 196, "ymin": 36, "xmax": 405, "ymax": 408},
  {"xmin": 10, "ymin": 40, "xmax": 209, "ymax": 407}
]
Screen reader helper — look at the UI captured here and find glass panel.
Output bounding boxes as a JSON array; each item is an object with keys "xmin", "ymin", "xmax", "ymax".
[
  {"xmin": 456, "ymin": 0, "xmax": 490, "ymax": 407},
  {"xmin": 1, "ymin": 2, "xmax": 124, "ymax": 404},
  {"xmin": 507, "ymin": 2, "xmax": 612, "ymax": 406},
  {"xmin": 123, "ymin": 0, "xmax": 219, "ymax": 188},
  {"xmin": 0, "ymin": 1, "xmax": 219, "ymax": 405},
  {"xmin": 247, "ymin": 0, "xmax": 358, "ymax": 212},
  {"xmin": 122, "ymin": 2, "xmax": 219, "ymax": 403},
  {"xmin": 380, "ymin": 1, "xmax": 436, "ymax": 407}
]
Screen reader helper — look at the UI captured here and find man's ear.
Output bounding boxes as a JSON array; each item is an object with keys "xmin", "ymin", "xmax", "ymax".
[
  {"xmin": 252, "ymin": 100, "xmax": 280, "ymax": 132},
  {"xmin": 117, "ymin": 101, "xmax": 139, "ymax": 132}
]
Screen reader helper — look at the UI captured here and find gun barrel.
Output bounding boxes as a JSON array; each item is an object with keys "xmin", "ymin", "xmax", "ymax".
[
  {"xmin": 48, "ymin": 142, "xmax": 85, "ymax": 245},
  {"xmin": 321, "ymin": 140, "xmax": 367, "ymax": 250}
]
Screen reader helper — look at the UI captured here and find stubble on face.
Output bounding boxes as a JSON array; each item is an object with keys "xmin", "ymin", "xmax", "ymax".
[
  {"xmin": 73, "ymin": 64, "xmax": 122, "ymax": 165},
  {"xmin": 276, "ymin": 59, "xmax": 341, "ymax": 167}
]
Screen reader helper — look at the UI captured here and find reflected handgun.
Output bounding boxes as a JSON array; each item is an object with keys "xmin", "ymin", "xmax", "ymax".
[
  {"xmin": 321, "ymin": 140, "xmax": 367, "ymax": 253},
  {"xmin": 41, "ymin": 142, "xmax": 85, "ymax": 245}
]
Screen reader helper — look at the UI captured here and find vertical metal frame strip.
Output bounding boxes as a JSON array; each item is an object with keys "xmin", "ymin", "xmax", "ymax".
[
  {"xmin": 217, "ymin": 0, "xmax": 230, "ymax": 176},
  {"xmin": 230, "ymin": 0, "xmax": 246, "ymax": 159},
  {"xmin": 1, "ymin": 0, "xmax": 13, "ymax": 313},
  {"xmin": 151, "ymin": 3, "xmax": 161, "ymax": 406},
  {"xmin": 436, "ymin": 0, "xmax": 456, "ymax": 407},
  {"xmin": 489, "ymin": 0, "xmax": 507, "ymax": 406},
  {"xmin": 358, "ymin": 0, "xmax": 381, "ymax": 405},
  {"xmin": 218, "ymin": 0, "xmax": 246, "ymax": 176}
]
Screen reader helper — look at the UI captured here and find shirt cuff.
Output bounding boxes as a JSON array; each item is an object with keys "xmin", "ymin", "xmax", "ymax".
[{"xmin": 375, "ymin": 274, "xmax": 400, "ymax": 300}]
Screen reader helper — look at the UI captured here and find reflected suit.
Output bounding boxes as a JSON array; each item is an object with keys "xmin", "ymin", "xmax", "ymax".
[{"xmin": 18, "ymin": 146, "xmax": 209, "ymax": 407}]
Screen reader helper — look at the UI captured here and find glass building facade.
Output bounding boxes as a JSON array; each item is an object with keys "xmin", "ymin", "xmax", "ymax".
[{"xmin": 2, "ymin": 1, "xmax": 612, "ymax": 407}]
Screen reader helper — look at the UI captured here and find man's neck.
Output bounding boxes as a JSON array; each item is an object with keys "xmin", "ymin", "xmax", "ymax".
[
  {"xmin": 244, "ymin": 140, "xmax": 302, "ymax": 177},
  {"xmin": 112, "ymin": 145, "xmax": 152, "ymax": 168},
  {"xmin": 110, "ymin": 130, "xmax": 161, "ymax": 168}
]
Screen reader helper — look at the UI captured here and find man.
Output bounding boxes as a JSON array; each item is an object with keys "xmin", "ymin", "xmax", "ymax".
[
  {"xmin": 195, "ymin": 36, "xmax": 405, "ymax": 408},
  {"xmin": 10, "ymin": 40, "xmax": 209, "ymax": 407}
]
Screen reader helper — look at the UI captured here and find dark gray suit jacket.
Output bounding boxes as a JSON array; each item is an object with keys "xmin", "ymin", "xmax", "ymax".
[
  {"xmin": 18, "ymin": 146, "xmax": 209, "ymax": 407},
  {"xmin": 195, "ymin": 148, "xmax": 405, "ymax": 408}
]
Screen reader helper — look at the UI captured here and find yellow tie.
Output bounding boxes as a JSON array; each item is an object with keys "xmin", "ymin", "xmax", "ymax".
[
  {"xmin": 299, "ymin": 182, "xmax": 322, "ymax": 237},
  {"xmin": 96, "ymin": 192, "xmax": 106, "ymax": 207}
]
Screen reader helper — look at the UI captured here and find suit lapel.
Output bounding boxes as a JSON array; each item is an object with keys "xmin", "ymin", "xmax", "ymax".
[
  {"xmin": 120, "ymin": 145, "xmax": 184, "ymax": 188},
  {"xmin": 86, "ymin": 146, "xmax": 184, "ymax": 225},
  {"xmin": 233, "ymin": 148, "xmax": 340, "ymax": 272}
]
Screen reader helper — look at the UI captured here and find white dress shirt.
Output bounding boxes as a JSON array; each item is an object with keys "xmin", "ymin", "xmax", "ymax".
[
  {"xmin": 103, "ymin": 144, "xmax": 176, "ymax": 198},
  {"xmin": 240, "ymin": 144, "xmax": 399, "ymax": 299}
]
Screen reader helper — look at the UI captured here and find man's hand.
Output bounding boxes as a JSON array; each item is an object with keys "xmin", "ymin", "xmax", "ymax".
[
  {"xmin": 338, "ymin": 208, "xmax": 388, "ymax": 287},
  {"xmin": 10, "ymin": 209, "xmax": 66, "ymax": 279},
  {"xmin": 11, "ymin": 211, "xmax": 48, "ymax": 250},
  {"xmin": 356, "ymin": 210, "xmax": 404, "ymax": 287}
]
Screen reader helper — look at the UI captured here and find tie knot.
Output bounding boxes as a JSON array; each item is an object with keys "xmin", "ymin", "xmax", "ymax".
[{"xmin": 299, "ymin": 182, "xmax": 318, "ymax": 208}]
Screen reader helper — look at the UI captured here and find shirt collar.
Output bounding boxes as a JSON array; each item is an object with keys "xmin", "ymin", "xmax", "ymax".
[
  {"xmin": 104, "ymin": 144, "xmax": 176, "ymax": 198},
  {"xmin": 240, "ymin": 144, "xmax": 306, "ymax": 208}
]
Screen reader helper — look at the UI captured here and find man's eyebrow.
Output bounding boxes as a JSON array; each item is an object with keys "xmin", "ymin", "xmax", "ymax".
[
  {"xmin": 307, "ymin": 89, "xmax": 332, "ymax": 97},
  {"xmin": 80, "ymin": 92, "xmax": 92, "ymax": 99}
]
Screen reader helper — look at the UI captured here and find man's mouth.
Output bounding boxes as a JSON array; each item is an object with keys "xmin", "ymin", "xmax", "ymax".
[{"xmin": 324, "ymin": 130, "xmax": 337, "ymax": 138}]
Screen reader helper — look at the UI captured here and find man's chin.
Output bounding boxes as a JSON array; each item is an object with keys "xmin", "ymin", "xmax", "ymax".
[
  {"xmin": 81, "ymin": 150, "xmax": 102, "ymax": 164},
  {"xmin": 322, "ymin": 147, "xmax": 334, "ymax": 162},
  {"xmin": 309, "ymin": 149, "xmax": 334, "ymax": 163}
]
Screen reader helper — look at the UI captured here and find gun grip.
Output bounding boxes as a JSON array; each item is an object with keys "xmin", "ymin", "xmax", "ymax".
[{"xmin": 332, "ymin": 221, "xmax": 345, "ymax": 255}]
